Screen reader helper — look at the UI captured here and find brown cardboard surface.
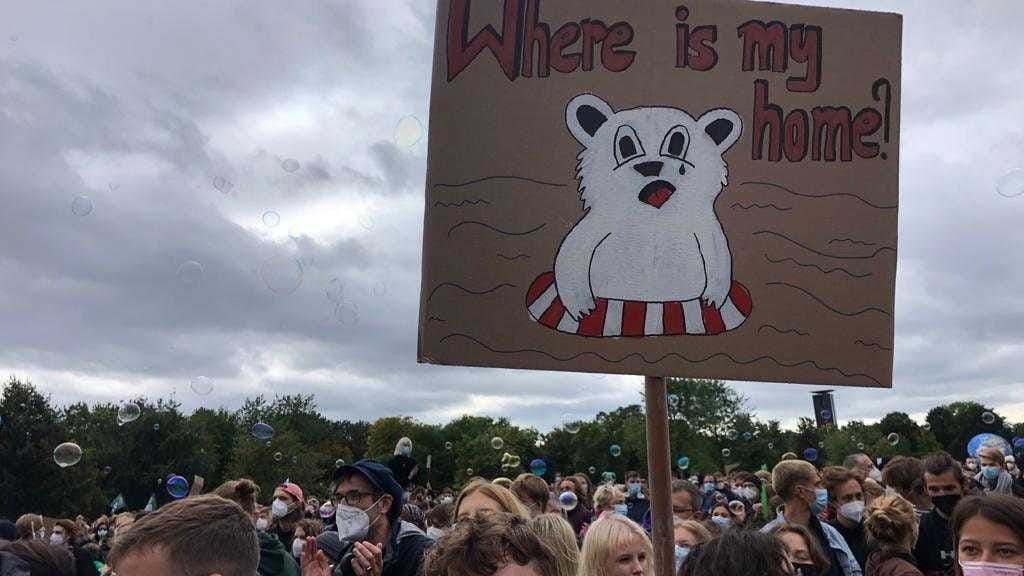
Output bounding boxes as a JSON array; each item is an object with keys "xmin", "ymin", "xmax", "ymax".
[{"xmin": 419, "ymin": 0, "xmax": 901, "ymax": 388}]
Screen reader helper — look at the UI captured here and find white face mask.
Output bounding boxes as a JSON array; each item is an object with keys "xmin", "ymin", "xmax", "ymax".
[
  {"xmin": 869, "ymin": 467, "xmax": 883, "ymax": 482},
  {"xmin": 255, "ymin": 518, "xmax": 269, "ymax": 531},
  {"xmin": 292, "ymin": 538, "xmax": 306, "ymax": 558},
  {"xmin": 440, "ymin": 496, "xmax": 454, "ymax": 505},
  {"xmin": 959, "ymin": 561, "xmax": 1024, "ymax": 576},
  {"xmin": 50, "ymin": 533, "xmax": 65, "ymax": 546},
  {"xmin": 426, "ymin": 526, "xmax": 445, "ymax": 540},
  {"xmin": 271, "ymin": 498, "xmax": 291, "ymax": 519},
  {"xmin": 839, "ymin": 500, "xmax": 865, "ymax": 523},
  {"xmin": 336, "ymin": 495, "xmax": 385, "ymax": 542},
  {"xmin": 740, "ymin": 487, "xmax": 759, "ymax": 501}
]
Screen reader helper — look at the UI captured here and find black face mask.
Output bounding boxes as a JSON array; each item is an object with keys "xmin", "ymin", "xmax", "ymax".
[
  {"xmin": 931, "ymin": 493, "xmax": 961, "ymax": 516},
  {"xmin": 794, "ymin": 563, "xmax": 818, "ymax": 576}
]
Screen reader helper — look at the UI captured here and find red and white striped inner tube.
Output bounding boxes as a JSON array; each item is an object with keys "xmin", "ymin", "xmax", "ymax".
[{"xmin": 525, "ymin": 272, "xmax": 752, "ymax": 337}]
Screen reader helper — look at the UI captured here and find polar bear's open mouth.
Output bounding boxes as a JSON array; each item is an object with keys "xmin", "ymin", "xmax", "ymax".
[{"xmin": 638, "ymin": 180, "xmax": 676, "ymax": 208}]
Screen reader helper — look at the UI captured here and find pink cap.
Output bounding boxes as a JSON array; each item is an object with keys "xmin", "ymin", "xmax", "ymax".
[{"xmin": 278, "ymin": 482, "xmax": 305, "ymax": 505}]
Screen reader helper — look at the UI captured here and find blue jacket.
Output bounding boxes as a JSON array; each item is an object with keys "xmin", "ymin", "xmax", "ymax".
[{"xmin": 762, "ymin": 510, "xmax": 863, "ymax": 576}]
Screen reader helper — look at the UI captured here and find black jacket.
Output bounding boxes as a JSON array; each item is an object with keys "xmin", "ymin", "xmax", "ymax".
[{"xmin": 912, "ymin": 510, "xmax": 955, "ymax": 576}]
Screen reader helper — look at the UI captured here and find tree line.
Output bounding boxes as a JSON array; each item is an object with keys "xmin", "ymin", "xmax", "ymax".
[{"xmin": 1, "ymin": 375, "xmax": 1021, "ymax": 519}]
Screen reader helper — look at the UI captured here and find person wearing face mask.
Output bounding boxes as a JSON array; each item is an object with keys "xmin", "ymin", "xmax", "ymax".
[
  {"xmin": 623, "ymin": 471, "xmax": 650, "ymax": 525},
  {"xmin": 863, "ymin": 495, "xmax": 923, "ymax": 576},
  {"xmin": 49, "ymin": 519, "xmax": 101, "ymax": 576},
  {"xmin": 214, "ymin": 478, "xmax": 300, "ymax": 576},
  {"xmin": 292, "ymin": 520, "xmax": 325, "ymax": 561},
  {"xmin": 671, "ymin": 480, "xmax": 704, "ymax": 523},
  {"xmin": 387, "ymin": 437, "xmax": 420, "ymax": 494},
  {"xmin": 592, "ymin": 484, "xmax": 627, "ymax": 521},
  {"xmin": 674, "ymin": 518, "xmax": 711, "ymax": 571},
  {"xmin": 951, "ymin": 494, "xmax": 1024, "ymax": 576},
  {"xmin": 823, "ymin": 467, "xmax": 869, "ymax": 569},
  {"xmin": 424, "ymin": 502, "xmax": 453, "ymax": 541},
  {"xmin": 882, "ymin": 457, "xmax": 932, "ymax": 521},
  {"xmin": 762, "ymin": 460, "xmax": 862, "ymax": 576},
  {"xmin": 269, "ymin": 482, "xmax": 307, "ymax": 552},
  {"xmin": 974, "ymin": 448, "xmax": 1014, "ymax": 496},
  {"xmin": 913, "ymin": 452, "xmax": 969, "ymax": 576},
  {"xmin": 299, "ymin": 459, "xmax": 433, "ymax": 576},
  {"xmin": 845, "ymin": 454, "xmax": 885, "ymax": 486},
  {"xmin": 772, "ymin": 523, "xmax": 834, "ymax": 576}
]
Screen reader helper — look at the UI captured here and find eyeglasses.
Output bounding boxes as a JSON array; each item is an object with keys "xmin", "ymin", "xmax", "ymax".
[{"xmin": 333, "ymin": 490, "xmax": 376, "ymax": 506}]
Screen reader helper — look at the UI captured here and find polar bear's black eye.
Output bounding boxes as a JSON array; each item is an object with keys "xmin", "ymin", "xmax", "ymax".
[
  {"xmin": 613, "ymin": 125, "xmax": 645, "ymax": 168},
  {"xmin": 660, "ymin": 125, "xmax": 690, "ymax": 161},
  {"xmin": 619, "ymin": 137, "xmax": 637, "ymax": 159}
]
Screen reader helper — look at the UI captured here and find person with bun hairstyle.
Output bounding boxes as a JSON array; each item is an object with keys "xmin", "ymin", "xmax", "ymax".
[
  {"xmin": 214, "ymin": 478, "xmax": 300, "ymax": 576},
  {"xmin": 950, "ymin": 494, "xmax": 1024, "ymax": 576},
  {"xmin": 863, "ymin": 494, "xmax": 923, "ymax": 576}
]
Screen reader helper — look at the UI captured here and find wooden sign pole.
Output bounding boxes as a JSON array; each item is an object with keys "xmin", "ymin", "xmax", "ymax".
[{"xmin": 644, "ymin": 376, "xmax": 674, "ymax": 576}]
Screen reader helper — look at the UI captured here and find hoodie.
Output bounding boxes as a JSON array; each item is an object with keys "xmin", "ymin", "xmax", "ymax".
[{"xmin": 258, "ymin": 530, "xmax": 300, "ymax": 576}]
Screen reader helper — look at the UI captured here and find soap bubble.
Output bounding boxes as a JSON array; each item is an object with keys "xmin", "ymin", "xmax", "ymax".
[
  {"xmin": 1014, "ymin": 437, "xmax": 1024, "ymax": 450},
  {"xmin": 923, "ymin": 422, "xmax": 931, "ymax": 431},
  {"xmin": 189, "ymin": 376, "xmax": 213, "ymax": 396},
  {"xmin": 212, "ymin": 176, "xmax": 233, "ymax": 194},
  {"xmin": 262, "ymin": 210, "xmax": 280, "ymax": 227},
  {"xmin": 333, "ymin": 302, "xmax": 360, "ymax": 326},
  {"xmin": 273, "ymin": 452, "xmax": 283, "ymax": 462},
  {"xmin": 742, "ymin": 432, "xmax": 753, "ymax": 441},
  {"xmin": 727, "ymin": 429, "xmax": 738, "ymax": 441},
  {"xmin": 335, "ymin": 459, "xmax": 345, "ymax": 468},
  {"xmin": 250, "ymin": 422, "xmax": 275, "ymax": 441},
  {"xmin": 358, "ymin": 211, "xmax": 375, "ymax": 231},
  {"xmin": 394, "ymin": 115, "xmax": 423, "ymax": 147},
  {"xmin": 803, "ymin": 448, "xmax": 819, "ymax": 462},
  {"xmin": 887, "ymin": 433, "xmax": 900, "ymax": 446},
  {"xmin": 782, "ymin": 452, "xmax": 797, "ymax": 461},
  {"xmin": 260, "ymin": 255, "xmax": 303, "ymax": 295},
  {"xmin": 103, "ymin": 465, "xmax": 112, "ymax": 475},
  {"xmin": 530, "ymin": 459, "xmax": 547, "ymax": 476},
  {"xmin": 563, "ymin": 415, "xmax": 582, "ymax": 434},
  {"xmin": 602, "ymin": 471, "xmax": 616, "ymax": 483},
  {"xmin": 152, "ymin": 423, "xmax": 160, "ymax": 431},
  {"xmin": 609, "ymin": 444, "xmax": 622, "ymax": 457},
  {"xmin": 981, "ymin": 411, "xmax": 996, "ymax": 425},
  {"xmin": 291, "ymin": 455, "xmax": 298, "ymax": 464},
  {"xmin": 721, "ymin": 448, "xmax": 731, "ymax": 458},
  {"xmin": 53, "ymin": 442, "xmax": 82, "ymax": 467},
  {"xmin": 857, "ymin": 442, "xmax": 865, "ymax": 450},
  {"xmin": 117, "ymin": 403, "xmax": 141, "ymax": 425},
  {"xmin": 176, "ymin": 260, "xmax": 204, "ymax": 285},
  {"xmin": 444, "ymin": 442, "xmax": 453, "ymax": 450},
  {"xmin": 729, "ymin": 500, "xmax": 746, "ymax": 514},
  {"xmin": 465, "ymin": 468, "xmax": 474, "ymax": 476},
  {"xmin": 326, "ymin": 278, "xmax": 344, "ymax": 303},
  {"xmin": 557, "ymin": 491, "xmax": 579, "ymax": 511},
  {"xmin": 768, "ymin": 442, "xmax": 775, "ymax": 450},
  {"xmin": 996, "ymin": 168, "xmax": 1024, "ymax": 198},
  {"xmin": 166, "ymin": 475, "xmax": 189, "ymax": 499},
  {"xmin": 667, "ymin": 394, "xmax": 679, "ymax": 408},
  {"xmin": 818, "ymin": 441, "xmax": 824, "ymax": 448},
  {"xmin": 281, "ymin": 158, "xmax": 300, "ymax": 173},
  {"xmin": 490, "ymin": 437, "xmax": 504, "ymax": 450},
  {"xmin": 508, "ymin": 454, "xmax": 521, "ymax": 468},
  {"xmin": 677, "ymin": 456, "xmax": 690, "ymax": 469},
  {"xmin": 588, "ymin": 466, "xmax": 597, "ymax": 475},
  {"xmin": 265, "ymin": 441, "xmax": 272, "ymax": 447},
  {"xmin": 71, "ymin": 195, "xmax": 93, "ymax": 216}
]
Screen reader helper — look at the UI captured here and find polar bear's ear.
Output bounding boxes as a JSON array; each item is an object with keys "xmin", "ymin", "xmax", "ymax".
[
  {"xmin": 566, "ymin": 94, "xmax": 614, "ymax": 146},
  {"xmin": 698, "ymin": 108, "xmax": 743, "ymax": 153}
]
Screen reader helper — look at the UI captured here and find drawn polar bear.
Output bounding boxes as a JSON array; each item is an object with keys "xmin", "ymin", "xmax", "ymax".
[{"xmin": 526, "ymin": 93, "xmax": 753, "ymax": 337}]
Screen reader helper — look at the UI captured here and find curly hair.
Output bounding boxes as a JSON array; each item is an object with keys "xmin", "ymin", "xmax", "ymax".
[{"xmin": 423, "ymin": 512, "xmax": 557, "ymax": 576}]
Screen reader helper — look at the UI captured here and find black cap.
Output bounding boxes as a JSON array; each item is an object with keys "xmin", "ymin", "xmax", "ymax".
[{"xmin": 333, "ymin": 459, "xmax": 404, "ymax": 522}]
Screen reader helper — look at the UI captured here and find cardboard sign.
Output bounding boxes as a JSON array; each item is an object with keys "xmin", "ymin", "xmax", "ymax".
[{"xmin": 418, "ymin": 0, "xmax": 902, "ymax": 388}]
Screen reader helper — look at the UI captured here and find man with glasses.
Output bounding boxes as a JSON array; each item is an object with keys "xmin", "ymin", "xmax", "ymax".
[
  {"xmin": 302, "ymin": 459, "xmax": 433, "ymax": 576},
  {"xmin": 671, "ymin": 479, "xmax": 703, "ymax": 522}
]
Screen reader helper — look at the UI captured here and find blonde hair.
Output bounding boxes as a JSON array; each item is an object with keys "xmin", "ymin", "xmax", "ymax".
[
  {"xmin": 864, "ymin": 494, "xmax": 916, "ymax": 548},
  {"xmin": 578, "ymin": 515, "xmax": 654, "ymax": 576},
  {"xmin": 673, "ymin": 519, "xmax": 712, "ymax": 545},
  {"xmin": 529, "ymin": 514, "xmax": 579, "ymax": 576},
  {"xmin": 593, "ymin": 484, "xmax": 625, "ymax": 514},
  {"xmin": 771, "ymin": 460, "xmax": 818, "ymax": 500},
  {"xmin": 977, "ymin": 447, "xmax": 1006, "ymax": 468},
  {"xmin": 454, "ymin": 480, "xmax": 529, "ymax": 520}
]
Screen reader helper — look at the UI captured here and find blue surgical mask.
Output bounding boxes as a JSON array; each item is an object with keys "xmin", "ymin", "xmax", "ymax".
[
  {"xmin": 703, "ymin": 482, "xmax": 716, "ymax": 493},
  {"xmin": 674, "ymin": 545, "xmax": 690, "ymax": 571},
  {"xmin": 628, "ymin": 482, "xmax": 642, "ymax": 497},
  {"xmin": 982, "ymin": 466, "xmax": 1000, "ymax": 481},
  {"xmin": 614, "ymin": 504, "xmax": 628, "ymax": 516},
  {"xmin": 711, "ymin": 515, "xmax": 732, "ymax": 529},
  {"xmin": 810, "ymin": 487, "xmax": 829, "ymax": 515}
]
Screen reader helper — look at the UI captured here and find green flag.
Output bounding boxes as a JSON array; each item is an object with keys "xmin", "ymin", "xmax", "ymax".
[
  {"xmin": 110, "ymin": 493, "xmax": 126, "ymax": 513},
  {"xmin": 144, "ymin": 494, "xmax": 158, "ymax": 512},
  {"xmin": 760, "ymin": 482, "xmax": 771, "ymax": 520}
]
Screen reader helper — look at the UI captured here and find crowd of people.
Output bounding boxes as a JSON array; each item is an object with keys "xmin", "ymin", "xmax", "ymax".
[{"xmin": 2, "ymin": 437, "xmax": 1024, "ymax": 576}]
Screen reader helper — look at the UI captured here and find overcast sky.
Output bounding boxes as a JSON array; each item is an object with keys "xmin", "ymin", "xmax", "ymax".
[{"xmin": 1, "ymin": 0, "xmax": 1022, "ymax": 434}]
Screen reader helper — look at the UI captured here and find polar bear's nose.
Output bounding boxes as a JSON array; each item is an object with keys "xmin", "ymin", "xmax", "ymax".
[{"xmin": 633, "ymin": 161, "xmax": 663, "ymax": 177}]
